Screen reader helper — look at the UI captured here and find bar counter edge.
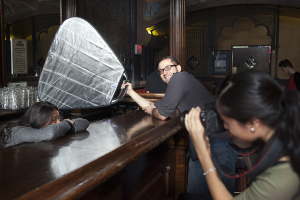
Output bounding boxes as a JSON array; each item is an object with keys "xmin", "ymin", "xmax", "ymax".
[{"xmin": 15, "ymin": 115, "xmax": 183, "ymax": 200}]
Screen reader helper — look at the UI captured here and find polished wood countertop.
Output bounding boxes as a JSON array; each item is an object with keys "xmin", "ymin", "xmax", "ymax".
[{"xmin": 0, "ymin": 110, "xmax": 182, "ymax": 200}]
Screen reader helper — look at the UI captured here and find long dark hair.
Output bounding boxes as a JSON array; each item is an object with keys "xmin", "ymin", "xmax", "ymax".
[
  {"xmin": 216, "ymin": 70, "xmax": 300, "ymax": 176},
  {"xmin": 0, "ymin": 101, "xmax": 58, "ymax": 149}
]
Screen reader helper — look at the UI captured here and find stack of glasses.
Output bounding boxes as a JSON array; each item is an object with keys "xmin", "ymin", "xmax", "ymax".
[{"xmin": 0, "ymin": 86, "xmax": 40, "ymax": 110}]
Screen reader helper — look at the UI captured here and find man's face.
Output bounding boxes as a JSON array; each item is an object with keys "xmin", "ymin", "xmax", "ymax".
[
  {"xmin": 280, "ymin": 66, "xmax": 290, "ymax": 76},
  {"xmin": 158, "ymin": 59, "xmax": 181, "ymax": 83}
]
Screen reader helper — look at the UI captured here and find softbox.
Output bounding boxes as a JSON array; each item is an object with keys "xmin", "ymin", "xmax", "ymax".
[{"xmin": 38, "ymin": 17, "xmax": 128, "ymax": 109}]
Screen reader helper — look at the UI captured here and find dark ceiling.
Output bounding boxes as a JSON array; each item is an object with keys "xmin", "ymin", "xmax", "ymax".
[
  {"xmin": 4, "ymin": 0, "xmax": 60, "ymax": 39},
  {"xmin": 3, "ymin": 0, "xmax": 300, "ymax": 40},
  {"xmin": 5, "ymin": 0, "xmax": 300, "ymax": 25},
  {"xmin": 4, "ymin": 0, "xmax": 60, "ymax": 24}
]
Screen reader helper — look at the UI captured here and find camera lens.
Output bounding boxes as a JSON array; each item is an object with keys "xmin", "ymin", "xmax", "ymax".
[
  {"xmin": 180, "ymin": 110, "xmax": 189, "ymax": 129},
  {"xmin": 180, "ymin": 109, "xmax": 206, "ymax": 129}
]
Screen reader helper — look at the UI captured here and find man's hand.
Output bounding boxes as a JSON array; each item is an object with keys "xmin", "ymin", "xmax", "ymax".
[
  {"xmin": 142, "ymin": 102, "xmax": 156, "ymax": 115},
  {"xmin": 142, "ymin": 103, "xmax": 166, "ymax": 120},
  {"xmin": 120, "ymin": 81, "xmax": 153, "ymax": 108},
  {"xmin": 143, "ymin": 105, "xmax": 154, "ymax": 115},
  {"xmin": 121, "ymin": 80, "xmax": 133, "ymax": 93}
]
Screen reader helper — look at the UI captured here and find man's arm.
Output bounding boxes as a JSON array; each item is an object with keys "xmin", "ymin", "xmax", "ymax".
[
  {"xmin": 152, "ymin": 108, "xmax": 167, "ymax": 120},
  {"xmin": 122, "ymin": 81, "xmax": 167, "ymax": 120},
  {"xmin": 121, "ymin": 81, "xmax": 153, "ymax": 108},
  {"xmin": 142, "ymin": 102, "xmax": 167, "ymax": 120}
]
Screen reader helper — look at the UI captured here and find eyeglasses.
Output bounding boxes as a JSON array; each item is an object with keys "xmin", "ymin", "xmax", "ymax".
[{"xmin": 158, "ymin": 65, "xmax": 178, "ymax": 75}]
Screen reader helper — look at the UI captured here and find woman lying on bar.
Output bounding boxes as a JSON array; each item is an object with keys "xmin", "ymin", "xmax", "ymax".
[
  {"xmin": 183, "ymin": 70, "xmax": 300, "ymax": 200},
  {"xmin": 0, "ymin": 101, "xmax": 90, "ymax": 149}
]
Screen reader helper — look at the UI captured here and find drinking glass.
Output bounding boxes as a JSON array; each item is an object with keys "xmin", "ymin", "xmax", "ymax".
[
  {"xmin": 2, "ymin": 89, "xmax": 9, "ymax": 109},
  {"xmin": 0, "ymin": 88, "xmax": 3, "ymax": 108}
]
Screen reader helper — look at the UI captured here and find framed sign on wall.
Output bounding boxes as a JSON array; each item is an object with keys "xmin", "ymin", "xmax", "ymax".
[
  {"xmin": 11, "ymin": 38, "xmax": 28, "ymax": 74},
  {"xmin": 231, "ymin": 45, "xmax": 271, "ymax": 74},
  {"xmin": 212, "ymin": 50, "xmax": 230, "ymax": 75}
]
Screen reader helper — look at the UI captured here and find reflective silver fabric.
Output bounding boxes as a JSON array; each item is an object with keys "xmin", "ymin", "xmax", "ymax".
[{"xmin": 38, "ymin": 17, "xmax": 125, "ymax": 109}]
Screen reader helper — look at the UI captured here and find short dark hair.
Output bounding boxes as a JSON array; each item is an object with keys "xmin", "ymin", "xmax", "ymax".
[
  {"xmin": 279, "ymin": 59, "xmax": 293, "ymax": 68},
  {"xmin": 158, "ymin": 56, "xmax": 179, "ymax": 68}
]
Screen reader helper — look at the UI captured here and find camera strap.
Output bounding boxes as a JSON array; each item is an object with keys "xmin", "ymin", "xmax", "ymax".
[
  {"xmin": 210, "ymin": 133, "xmax": 287, "ymax": 178},
  {"xmin": 228, "ymin": 139, "xmax": 263, "ymax": 156}
]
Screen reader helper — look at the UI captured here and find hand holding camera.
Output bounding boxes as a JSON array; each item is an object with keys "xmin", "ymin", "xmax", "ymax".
[
  {"xmin": 180, "ymin": 102, "xmax": 225, "ymax": 136},
  {"xmin": 182, "ymin": 107, "xmax": 211, "ymax": 156},
  {"xmin": 182, "ymin": 107, "xmax": 205, "ymax": 135}
]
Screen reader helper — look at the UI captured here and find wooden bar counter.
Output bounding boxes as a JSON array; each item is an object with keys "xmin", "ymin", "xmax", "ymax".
[
  {"xmin": 0, "ymin": 109, "xmax": 27, "ymax": 123},
  {"xmin": 0, "ymin": 110, "xmax": 189, "ymax": 200}
]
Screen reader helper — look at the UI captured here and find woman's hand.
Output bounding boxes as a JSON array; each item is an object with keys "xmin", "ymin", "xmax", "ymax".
[
  {"xmin": 184, "ymin": 107, "xmax": 211, "ymax": 156},
  {"xmin": 121, "ymin": 80, "xmax": 133, "ymax": 93},
  {"xmin": 63, "ymin": 119, "xmax": 74, "ymax": 126},
  {"xmin": 185, "ymin": 107, "xmax": 233, "ymax": 200}
]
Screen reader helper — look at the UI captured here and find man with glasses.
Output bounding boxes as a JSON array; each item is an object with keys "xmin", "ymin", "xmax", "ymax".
[{"xmin": 122, "ymin": 56, "xmax": 237, "ymax": 195}]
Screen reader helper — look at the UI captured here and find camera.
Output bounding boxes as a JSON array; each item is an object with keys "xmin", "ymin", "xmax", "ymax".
[{"xmin": 179, "ymin": 102, "xmax": 225, "ymax": 135}]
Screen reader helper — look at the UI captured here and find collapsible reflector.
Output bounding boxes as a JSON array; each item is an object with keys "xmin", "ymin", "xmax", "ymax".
[{"xmin": 38, "ymin": 17, "xmax": 128, "ymax": 109}]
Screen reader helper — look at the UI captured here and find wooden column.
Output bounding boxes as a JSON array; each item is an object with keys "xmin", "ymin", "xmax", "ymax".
[
  {"xmin": 0, "ymin": 0, "xmax": 6, "ymax": 87},
  {"xmin": 169, "ymin": 2, "xmax": 188, "ymax": 196},
  {"xmin": 170, "ymin": 0, "xmax": 186, "ymax": 71},
  {"xmin": 60, "ymin": 0, "xmax": 77, "ymax": 23}
]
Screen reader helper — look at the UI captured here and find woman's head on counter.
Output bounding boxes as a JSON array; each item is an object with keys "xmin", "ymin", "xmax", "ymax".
[{"xmin": 0, "ymin": 101, "xmax": 60, "ymax": 148}]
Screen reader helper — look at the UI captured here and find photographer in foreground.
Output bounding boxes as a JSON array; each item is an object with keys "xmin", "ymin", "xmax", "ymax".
[{"xmin": 184, "ymin": 70, "xmax": 300, "ymax": 199}]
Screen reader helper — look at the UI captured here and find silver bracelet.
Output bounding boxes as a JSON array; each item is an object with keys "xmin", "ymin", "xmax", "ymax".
[{"xmin": 203, "ymin": 167, "xmax": 216, "ymax": 176}]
